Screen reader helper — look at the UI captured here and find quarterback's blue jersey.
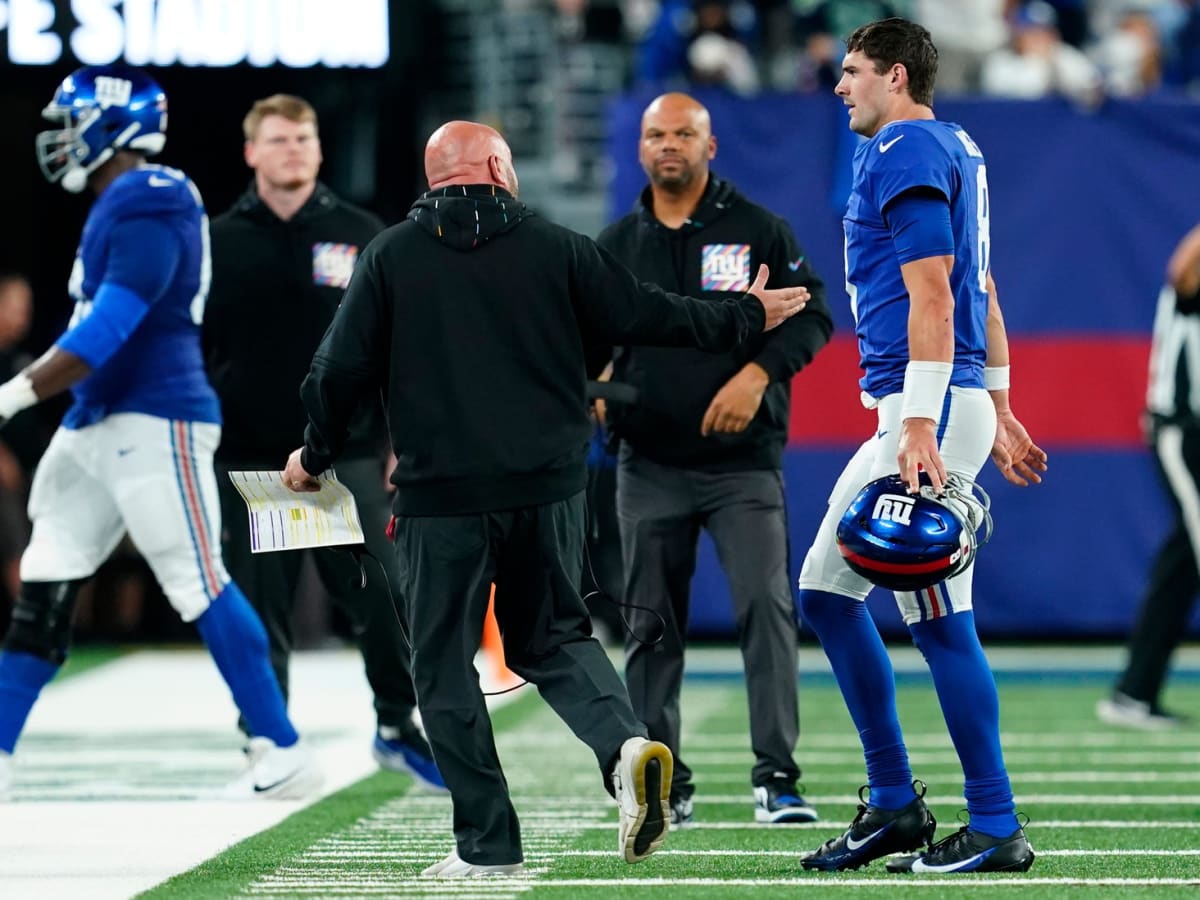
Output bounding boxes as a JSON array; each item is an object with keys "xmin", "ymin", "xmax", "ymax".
[
  {"xmin": 844, "ymin": 119, "xmax": 990, "ymax": 398},
  {"xmin": 59, "ymin": 165, "xmax": 220, "ymax": 428}
]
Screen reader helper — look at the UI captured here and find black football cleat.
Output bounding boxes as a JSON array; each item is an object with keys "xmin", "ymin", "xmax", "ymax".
[
  {"xmin": 800, "ymin": 782, "xmax": 936, "ymax": 871},
  {"xmin": 886, "ymin": 825, "xmax": 1035, "ymax": 874}
]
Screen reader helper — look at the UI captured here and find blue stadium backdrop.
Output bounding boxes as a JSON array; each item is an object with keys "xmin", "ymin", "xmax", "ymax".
[{"xmin": 606, "ymin": 91, "xmax": 1200, "ymax": 639}]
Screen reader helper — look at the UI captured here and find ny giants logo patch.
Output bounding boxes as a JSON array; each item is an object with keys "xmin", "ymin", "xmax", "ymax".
[
  {"xmin": 701, "ymin": 243, "xmax": 751, "ymax": 292},
  {"xmin": 312, "ymin": 243, "xmax": 359, "ymax": 289}
]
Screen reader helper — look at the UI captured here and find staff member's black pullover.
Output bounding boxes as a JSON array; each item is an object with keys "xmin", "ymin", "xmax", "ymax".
[
  {"xmin": 598, "ymin": 175, "xmax": 832, "ymax": 472},
  {"xmin": 298, "ymin": 185, "xmax": 768, "ymax": 517},
  {"xmin": 204, "ymin": 182, "xmax": 386, "ymax": 465}
]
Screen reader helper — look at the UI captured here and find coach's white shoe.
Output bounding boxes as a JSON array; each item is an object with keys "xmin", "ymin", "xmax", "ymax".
[
  {"xmin": 0, "ymin": 750, "xmax": 12, "ymax": 800},
  {"xmin": 220, "ymin": 737, "xmax": 324, "ymax": 800},
  {"xmin": 611, "ymin": 736, "xmax": 672, "ymax": 864},
  {"xmin": 421, "ymin": 850, "xmax": 523, "ymax": 877}
]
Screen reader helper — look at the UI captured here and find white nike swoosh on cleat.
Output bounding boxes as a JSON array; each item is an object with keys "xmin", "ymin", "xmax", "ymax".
[
  {"xmin": 845, "ymin": 824, "xmax": 890, "ymax": 851},
  {"xmin": 911, "ymin": 850, "xmax": 990, "ymax": 873}
]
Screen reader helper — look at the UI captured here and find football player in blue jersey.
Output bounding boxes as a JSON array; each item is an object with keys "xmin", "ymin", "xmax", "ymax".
[
  {"xmin": 795, "ymin": 19, "xmax": 1047, "ymax": 874},
  {"xmin": 0, "ymin": 65, "xmax": 321, "ymax": 801}
]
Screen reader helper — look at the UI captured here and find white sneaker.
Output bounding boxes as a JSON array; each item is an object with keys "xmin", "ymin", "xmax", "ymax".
[
  {"xmin": 0, "ymin": 750, "xmax": 12, "ymax": 801},
  {"xmin": 611, "ymin": 736, "xmax": 672, "ymax": 864},
  {"xmin": 1096, "ymin": 692, "xmax": 1189, "ymax": 731},
  {"xmin": 219, "ymin": 737, "xmax": 324, "ymax": 800},
  {"xmin": 420, "ymin": 850, "xmax": 523, "ymax": 877}
]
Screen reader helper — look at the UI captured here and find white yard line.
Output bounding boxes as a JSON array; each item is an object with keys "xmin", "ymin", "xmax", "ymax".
[
  {"xmin": 627, "ymin": 793, "xmax": 1200, "ymax": 805},
  {"xmin": 687, "ymin": 750, "xmax": 1200, "ymax": 765},
  {"xmin": 553, "ymin": 848, "xmax": 1200, "ymax": 858},
  {"xmin": 241, "ymin": 876, "xmax": 1200, "ymax": 890},
  {"xmin": 675, "ymin": 731, "xmax": 1200, "ymax": 748},
  {"xmin": 241, "ymin": 704, "xmax": 613, "ymax": 899},
  {"xmin": 565, "ymin": 819, "xmax": 1200, "ymax": 830}
]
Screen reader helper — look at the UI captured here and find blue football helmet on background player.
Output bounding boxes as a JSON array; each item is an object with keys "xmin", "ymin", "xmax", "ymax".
[
  {"xmin": 836, "ymin": 473, "xmax": 993, "ymax": 592},
  {"xmin": 36, "ymin": 64, "xmax": 167, "ymax": 194}
]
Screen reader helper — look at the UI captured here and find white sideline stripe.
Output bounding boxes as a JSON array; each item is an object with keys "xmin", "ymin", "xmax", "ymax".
[{"xmin": 0, "ymin": 649, "xmax": 518, "ymax": 900}]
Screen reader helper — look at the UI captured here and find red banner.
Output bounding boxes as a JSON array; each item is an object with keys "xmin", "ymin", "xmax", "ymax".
[{"xmin": 790, "ymin": 336, "xmax": 1151, "ymax": 447}]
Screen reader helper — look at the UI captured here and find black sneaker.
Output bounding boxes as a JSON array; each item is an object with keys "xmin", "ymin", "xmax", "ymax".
[
  {"xmin": 800, "ymin": 782, "xmax": 936, "ymax": 871},
  {"xmin": 754, "ymin": 778, "xmax": 819, "ymax": 823},
  {"xmin": 669, "ymin": 793, "xmax": 694, "ymax": 829},
  {"xmin": 887, "ymin": 825, "xmax": 1034, "ymax": 874}
]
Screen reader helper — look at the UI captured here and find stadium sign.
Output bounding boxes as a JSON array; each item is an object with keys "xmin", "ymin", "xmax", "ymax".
[{"xmin": 0, "ymin": 0, "xmax": 389, "ymax": 67}]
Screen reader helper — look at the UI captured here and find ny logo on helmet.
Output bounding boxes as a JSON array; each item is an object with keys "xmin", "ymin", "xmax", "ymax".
[
  {"xmin": 871, "ymin": 493, "xmax": 914, "ymax": 525},
  {"xmin": 94, "ymin": 77, "xmax": 132, "ymax": 108}
]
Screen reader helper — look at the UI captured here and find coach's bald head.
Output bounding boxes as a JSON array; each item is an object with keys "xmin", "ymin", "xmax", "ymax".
[{"xmin": 424, "ymin": 121, "xmax": 518, "ymax": 196}]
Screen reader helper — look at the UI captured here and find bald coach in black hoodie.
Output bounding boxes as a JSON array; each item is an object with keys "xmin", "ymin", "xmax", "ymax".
[{"xmin": 281, "ymin": 121, "xmax": 809, "ymax": 878}]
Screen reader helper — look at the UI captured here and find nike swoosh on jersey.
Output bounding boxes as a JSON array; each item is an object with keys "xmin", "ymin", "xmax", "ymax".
[
  {"xmin": 787, "ymin": 256, "xmax": 806, "ymax": 271},
  {"xmin": 879, "ymin": 135, "xmax": 904, "ymax": 153},
  {"xmin": 845, "ymin": 823, "xmax": 892, "ymax": 851},
  {"xmin": 147, "ymin": 175, "xmax": 175, "ymax": 187}
]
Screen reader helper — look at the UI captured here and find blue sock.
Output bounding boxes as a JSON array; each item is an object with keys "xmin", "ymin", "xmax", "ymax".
[
  {"xmin": 0, "ymin": 651, "xmax": 60, "ymax": 754},
  {"xmin": 799, "ymin": 589, "xmax": 916, "ymax": 810},
  {"xmin": 909, "ymin": 610, "xmax": 1018, "ymax": 838},
  {"xmin": 195, "ymin": 583, "xmax": 298, "ymax": 748}
]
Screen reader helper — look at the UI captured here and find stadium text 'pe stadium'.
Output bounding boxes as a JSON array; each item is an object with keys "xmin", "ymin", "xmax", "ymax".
[{"xmin": 0, "ymin": 0, "xmax": 389, "ymax": 68}]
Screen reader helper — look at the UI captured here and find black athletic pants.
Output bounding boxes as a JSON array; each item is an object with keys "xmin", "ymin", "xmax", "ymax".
[
  {"xmin": 1117, "ymin": 422, "xmax": 1200, "ymax": 705},
  {"xmin": 391, "ymin": 491, "xmax": 645, "ymax": 865}
]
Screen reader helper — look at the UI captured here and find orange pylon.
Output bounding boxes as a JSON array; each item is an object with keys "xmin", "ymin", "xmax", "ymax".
[{"xmin": 481, "ymin": 584, "xmax": 519, "ymax": 689}]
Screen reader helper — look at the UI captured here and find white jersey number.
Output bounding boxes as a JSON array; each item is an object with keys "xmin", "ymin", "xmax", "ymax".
[{"xmin": 975, "ymin": 164, "xmax": 991, "ymax": 293}]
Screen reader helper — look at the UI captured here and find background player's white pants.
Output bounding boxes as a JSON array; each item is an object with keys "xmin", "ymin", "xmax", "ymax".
[
  {"xmin": 20, "ymin": 413, "xmax": 230, "ymax": 622},
  {"xmin": 798, "ymin": 387, "xmax": 996, "ymax": 625}
]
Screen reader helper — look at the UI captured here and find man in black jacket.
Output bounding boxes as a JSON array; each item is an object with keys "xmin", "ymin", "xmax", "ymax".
[
  {"xmin": 203, "ymin": 95, "xmax": 443, "ymax": 790},
  {"xmin": 281, "ymin": 120, "xmax": 809, "ymax": 877},
  {"xmin": 596, "ymin": 93, "xmax": 833, "ymax": 827}
]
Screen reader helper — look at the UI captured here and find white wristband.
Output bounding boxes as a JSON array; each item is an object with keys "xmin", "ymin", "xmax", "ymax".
[
  {"xmin": 984, "ymin": 365, "xmax": 1011, "ymax": 391},
  {"xmin": 900, "ymin": 361, "xmax": 952, "ymax": 421},
  {"xmin": 0, "ymin": 373, "xmax": 37, "ymax": 420}
]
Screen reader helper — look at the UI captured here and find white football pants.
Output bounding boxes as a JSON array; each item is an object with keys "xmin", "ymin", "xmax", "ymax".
[
  {"xmin": 797, "ymin": 387, "xmax": 996, "ymax": 625},
  {"xmin": 21, "ymin": 413, "xmax": 230, "ymax": 622}
]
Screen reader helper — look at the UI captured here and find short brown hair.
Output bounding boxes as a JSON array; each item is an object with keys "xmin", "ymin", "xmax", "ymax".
[
  {"xmin": 846, "ymin": 18, "xmax": 938, "ymax": 107},
  {"xmin": 242, "ymin": 94, "xmax": 318, "ymax": 142}
]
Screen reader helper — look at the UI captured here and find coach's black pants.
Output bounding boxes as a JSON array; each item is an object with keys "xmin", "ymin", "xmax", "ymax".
[
  {"xmin": 617, "ymin": 444, "xmax": 802, "ymax": 798},
  {"xmin": 217, "ymin": 456, "xmax": 417, "ymax": 731},
  {"xmin": 1117, "ymin": 423, "xmax": 1200, "ymax": 705},
  {"xmin": 391, "ymin": 492, "xmax": 645, "ymax": 865}
]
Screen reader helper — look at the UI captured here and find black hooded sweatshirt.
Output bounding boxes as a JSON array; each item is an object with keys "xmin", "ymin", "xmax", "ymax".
[
  {"xmin": 204, "ymin": 182, "xmax": 387, "ymax": 466},
  {"xmin": 597, "ymin": 175, "xmax": 833, "ymax": 471},
  {"xmin": 298, "ymin": 184, "xmax": 768, "ymax": 516}
]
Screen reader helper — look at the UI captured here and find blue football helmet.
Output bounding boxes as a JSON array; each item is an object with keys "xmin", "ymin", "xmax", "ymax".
[
  {"xmin": 836, "ymin": 473, "xmax": 993, "ymax": 592},
  {"xmin": 36, "ymin": 65, "xmax": 167, "ymax": 194}
]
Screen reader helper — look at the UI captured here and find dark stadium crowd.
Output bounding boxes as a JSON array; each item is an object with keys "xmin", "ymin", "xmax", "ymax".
[{"xmin": 550, "ymin": 0, "xmax": 1200, "ymax": 99}]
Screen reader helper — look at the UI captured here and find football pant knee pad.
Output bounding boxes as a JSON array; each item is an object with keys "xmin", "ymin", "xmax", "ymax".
[{"xmin": 2, "ymin": 579, "xmax": 86, "ymax": 665}]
